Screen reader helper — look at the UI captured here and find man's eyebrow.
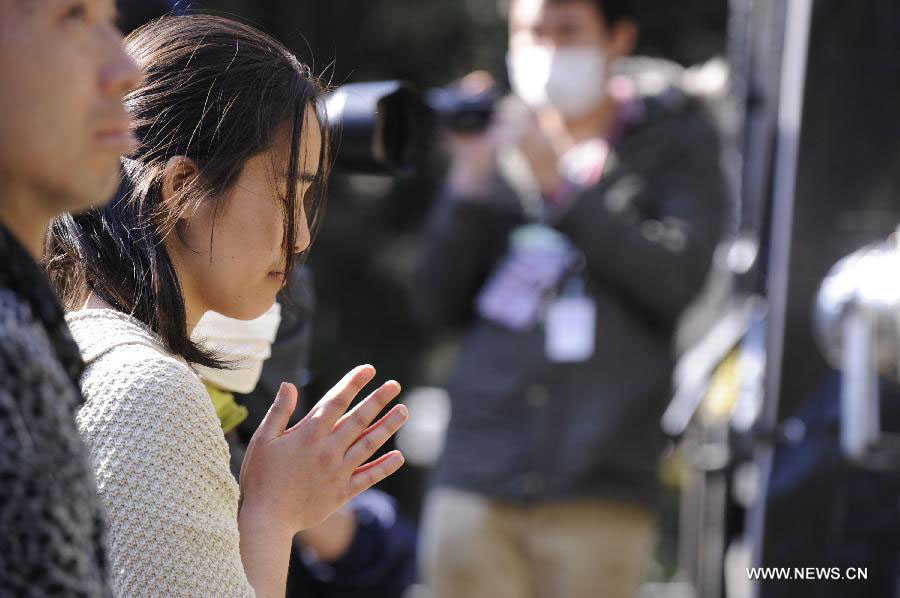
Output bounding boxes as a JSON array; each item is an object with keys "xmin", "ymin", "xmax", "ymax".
[{"xmin": 95, "ymin": 0, "xmax": 120, "ymax": 24}]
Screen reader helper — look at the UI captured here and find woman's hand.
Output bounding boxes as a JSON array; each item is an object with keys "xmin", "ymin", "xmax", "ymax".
[
  {"xmin": 238, "ymin": 364, "xmax": 408, "ymax": 534},
  {"xmin": 237, "ymin": 365, "xmax": 406, "ymax": 597}
]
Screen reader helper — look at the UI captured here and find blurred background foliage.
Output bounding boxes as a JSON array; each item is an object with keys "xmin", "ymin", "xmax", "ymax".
[{"xmin": 191, "ymin": 0, "xmax": 729, "ymax": 517}]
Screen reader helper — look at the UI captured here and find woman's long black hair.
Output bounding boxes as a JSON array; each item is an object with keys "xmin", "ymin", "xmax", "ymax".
[{"xmin": 44, "ymin": 13, "xmax": 329, "ymax": 368}]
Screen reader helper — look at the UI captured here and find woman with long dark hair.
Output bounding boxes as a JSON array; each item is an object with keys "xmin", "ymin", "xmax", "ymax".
[{"xmin": 44, "ymin": 14, "xmax": 408, "ymax": 597}]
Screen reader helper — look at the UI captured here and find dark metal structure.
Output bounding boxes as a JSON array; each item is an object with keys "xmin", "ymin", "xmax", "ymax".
[{"xmin": 674, "ymin": 1, "xmax": 900, "ymax": 596}]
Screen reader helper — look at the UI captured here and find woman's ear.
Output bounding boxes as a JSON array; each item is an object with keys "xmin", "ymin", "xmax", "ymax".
[{"xmin": 161, "ymin": 156, "xmax": 201, "ymax": 219}]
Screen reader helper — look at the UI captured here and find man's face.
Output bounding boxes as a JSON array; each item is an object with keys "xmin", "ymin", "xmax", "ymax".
[
  {"xmin": 509, "ymin": 0, "xmax": 635, "ymax": 62},
  {"xmin": 509, "ymin": 0, "xmax": 610, "ymax": 49},
  {"xmin": 0, "ymin": 0, "xmax": 142, "ymax": 215}
]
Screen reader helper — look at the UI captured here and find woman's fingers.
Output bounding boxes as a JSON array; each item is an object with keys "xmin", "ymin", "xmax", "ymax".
[
  {"xmin": 332, "ymin": 380, "xmax": 401, "ymax": 441},
  {"xmin": 275, "ymin": 367, "xmax": 406, "ymax": 497},
  {"xmin": 255, "ymin": 382, "xmax": 298, "ymax": 440},
  {"xmin": 349, "ymin": 450, "xmax": 405, "ymax": 497},
  {"xmin": 343, "ymin": 403, "xmax": 409, "ymax": 467},
  {"xmin": 305, "ymin": 365, "xmax": 376, "ymax": 430}
]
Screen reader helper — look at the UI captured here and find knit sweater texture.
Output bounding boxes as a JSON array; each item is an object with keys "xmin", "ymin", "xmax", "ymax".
[{"xmin": 67, "ymin": 308, "xmax": 254, "ymax": 597}]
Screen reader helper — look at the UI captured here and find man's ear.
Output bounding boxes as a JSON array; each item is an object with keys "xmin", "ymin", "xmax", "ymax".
[{"xmin": 160, "ymin": 156, "xmax": 200, "ymax": 219}]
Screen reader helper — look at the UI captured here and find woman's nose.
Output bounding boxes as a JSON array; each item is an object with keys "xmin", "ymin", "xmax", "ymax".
[{"xmin": 293, "ymin": 211, "xmax": 311, "ymax": 254}]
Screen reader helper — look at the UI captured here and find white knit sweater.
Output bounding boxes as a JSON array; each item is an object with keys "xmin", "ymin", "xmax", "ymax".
[{"xmin": 67, "ymin": 309, "xmax": 254, "ymax": 597}]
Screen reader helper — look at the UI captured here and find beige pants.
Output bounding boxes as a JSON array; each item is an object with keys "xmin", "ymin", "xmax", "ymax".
[{"xmin": 418, "ymin": 487, "xmax": 656, "ymax": 598}]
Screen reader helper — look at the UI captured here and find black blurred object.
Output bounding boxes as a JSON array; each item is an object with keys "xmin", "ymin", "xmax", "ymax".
[
  {"xmin": 323, "ymin": 81, "xmax": 427, "ymax": 176},
  {"xmin": 322, "ymin": 80, "xmax": 500, "ymax": 175},
  {"xmin": 117, "ymin": 0, "xmax": 187, "ymax": 35},
  {"xmin": 425, "ymin": 84, "xmax": 499, "ymax": 133},
  {"xmin": 733, "ymin": 0, "xmax": 900, "ymax": 595}
]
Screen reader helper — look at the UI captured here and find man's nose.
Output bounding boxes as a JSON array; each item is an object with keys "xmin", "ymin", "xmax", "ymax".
[{"xmin": 99, "ymin": 26, "xmax": 144, "ymax": 99}]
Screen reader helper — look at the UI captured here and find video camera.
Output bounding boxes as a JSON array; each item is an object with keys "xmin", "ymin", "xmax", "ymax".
[{"xmin": 322, "ymin": 80, "xmax": 500, "ymax": 175}]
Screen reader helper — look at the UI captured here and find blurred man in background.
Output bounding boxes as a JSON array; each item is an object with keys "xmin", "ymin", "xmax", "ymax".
[
  {"xmin": 0, "ymin": 0, "xmax": 141, "ymax": 594},
  {"xmin": 414, "ymin": 0, "xmax": 727, "ymax": 596}
]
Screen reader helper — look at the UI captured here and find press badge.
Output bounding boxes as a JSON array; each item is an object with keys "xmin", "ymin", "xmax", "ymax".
[
  {"xmin": 476, "ymin": 224, "xmax": 575, "ymax": 330},
  {"xmin": 543, "ymin": 278, "xmax": 596, "ymax": 363}
]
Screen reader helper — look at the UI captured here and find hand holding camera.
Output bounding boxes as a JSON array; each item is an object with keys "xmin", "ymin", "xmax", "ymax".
[{"xmin": 441, "ymin": 71, "xmax": 568, "ymax": 199}]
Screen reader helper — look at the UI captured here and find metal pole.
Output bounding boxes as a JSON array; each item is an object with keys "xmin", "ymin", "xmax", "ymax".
[{"xmin": 747, "ymin": 1, "xmax": 815, "ymax": 595}]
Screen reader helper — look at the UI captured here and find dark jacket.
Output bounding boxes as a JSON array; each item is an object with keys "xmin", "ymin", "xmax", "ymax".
[
  {"xmin": 414, "ymin": 59, "xmax": 729, "ymax": 508},
  {"xmin": 286, "ymin": 490, "xmax": 417, "ymax": 598},
  {"xmin": 0, "ymin": 223, "xmax": 111, "ymax": 596}
]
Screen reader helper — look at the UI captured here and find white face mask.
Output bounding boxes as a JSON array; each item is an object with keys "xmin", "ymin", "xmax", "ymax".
[
  {"xmin": 192, "ymin": 302, "xmax": 282, "ymax": 394},
  {"xmin": 507, "ymin": 44, "xmax": 608, "ymax": 119}
]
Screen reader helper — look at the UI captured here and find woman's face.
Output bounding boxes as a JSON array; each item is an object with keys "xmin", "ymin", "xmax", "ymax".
[{"xmin": 169, "ymin": 104, "xmax": 322, "ymax": 325}]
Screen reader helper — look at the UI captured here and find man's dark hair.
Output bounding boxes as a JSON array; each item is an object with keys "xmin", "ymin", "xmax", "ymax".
[
  {"xmin": 548, "ymin": 0, "xmax": 638, "ymax": 26},
  {"xmin": 44, "ymin": 14, "xmax": 329, "ymax": 368}
]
